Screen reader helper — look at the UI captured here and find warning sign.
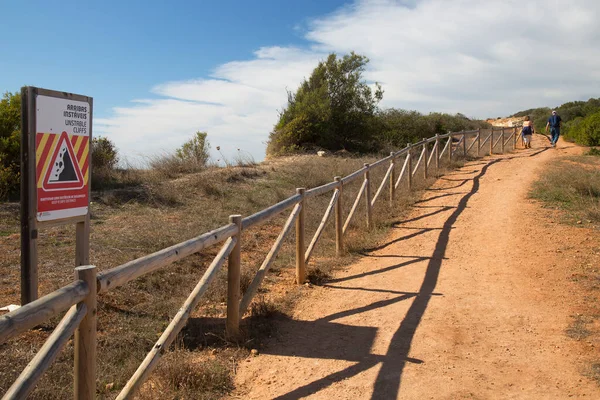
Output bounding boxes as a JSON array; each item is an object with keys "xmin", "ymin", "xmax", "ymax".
[{"xmin": 36, "ymin": 95, "xmax": 91, "ymax": 222}]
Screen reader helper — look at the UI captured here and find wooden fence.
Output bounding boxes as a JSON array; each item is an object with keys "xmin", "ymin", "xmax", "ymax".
[{"xmin": 0, "ymin": 126, "xmax": 518, "ymax": 399}]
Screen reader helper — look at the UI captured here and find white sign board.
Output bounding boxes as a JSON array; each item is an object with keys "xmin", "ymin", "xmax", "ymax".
[{"xmin": 35, "ymin": 95, "xmax": 91, "ymax": 221}]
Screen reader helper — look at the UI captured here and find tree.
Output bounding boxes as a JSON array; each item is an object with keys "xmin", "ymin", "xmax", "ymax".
[
  {"xmin": 267, "ymin": 52, "xmax": 383, "ymax": 155},
  {"xmin": 0, "ymin": 91, "xmax": 21, "ymax": 200}
]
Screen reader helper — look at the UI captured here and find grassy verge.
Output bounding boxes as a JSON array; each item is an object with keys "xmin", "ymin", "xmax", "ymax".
[
  {"xmin": 0, "ymin": 153, "xmax": 462, "ymax": 399},
  {"xmin": 530, "ymin": 152, "xmax": 600, "ymax": 226},
  {"xmin": 530, "ymin": 150, "xmax": 600, "ymax": 385}
]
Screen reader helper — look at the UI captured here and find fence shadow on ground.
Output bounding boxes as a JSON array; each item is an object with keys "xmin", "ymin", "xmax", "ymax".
[{"xmin": 255, "ymin": 151, "xmax": 542, "ymax": 399}]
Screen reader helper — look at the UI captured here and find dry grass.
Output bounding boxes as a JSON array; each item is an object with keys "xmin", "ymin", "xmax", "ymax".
[
  {"xmin": 530, "ymin": 153, "xmax": 600, "ymax": 226},
  {"xmin": 136, "ymin": 348, "xmax": 234, "ymax": 400},
  {"xmin": 530, "ymin": 151, "xmax": 600, "ymax": 386},
  {"xmin": 0, "ymin": 149, "xmax": 470, "ymax": 398}
]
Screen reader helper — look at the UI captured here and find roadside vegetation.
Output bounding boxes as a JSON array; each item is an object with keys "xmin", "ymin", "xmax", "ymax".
[
  {"xmin": 530, "ymin": 150, "xmax": 600, "ymax": 384},
  {"xmin": 530, "ymin": 151, "xmax": 600, "ymax": 226}
]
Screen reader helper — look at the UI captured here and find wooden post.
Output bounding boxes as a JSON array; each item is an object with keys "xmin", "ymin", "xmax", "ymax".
[
  {"xmin": 76, "ymin": 215, "xmax": 90, "ymax": 267},
  {"xmin": 477, "ymin": 128, "xmax": 481, "ymax": 157},
  {"xmin": 363, "ymin": 164, "xmax": 372, "ymax": 229},
  {"xmin": 448, "ymin": 134, "xmax": 453, "ymax": 162},
  {"xmin": 462, "ymin": 131, "xmax": 467, "ymax": 157},
  {"xmin": 422, "ymin": 139, "xmax": 428, "ymax": 180},
  {"xmin": 295, "ymin": 188, "xmax": 306, "ymax": 284},
  {"xmin": 20, "ymin": 86, "xmax": 38, "ymax": 305},
  {"xmin": 74, "ymin": 265, "xmax": 97, "ymax": 400},
  {"xmin": 407, "ymin": 145, "xmax": 413, "ymax": 190},
  {"xmin": 434, "ymin": 134, "xmax": 440, "ymax": 175},
  {"xmin": 389, "ymin": 153, "xmax": 395, "ymax": 208},
  {"xmin": 501, "ymin": 128, "xmax": 505, "ymax": 153},
  {"xmin": 334, "ymin": 177, "xmax": 343, "ymax": 257},
  {"xmin": 490, "ymin": 128, "xmax": 494, "ymax": 155},
  {"xmin": 226, "ymin": 215, "xmax": 242, "ymax": 338},
  {"xmin": 513, "ymin": 126, "xmax": 517, "ymax": 150}
]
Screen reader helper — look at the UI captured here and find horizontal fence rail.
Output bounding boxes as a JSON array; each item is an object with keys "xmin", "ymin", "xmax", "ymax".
[
  {"xmin": 0, "ymin": 280, "xmax": 89, "ymax": 344},
  {"xmin": 1, "ymin": 125, "xmax": 517, "ymax": 399},
  {"xmin": 96, "ymin": 223, "xmax": 238, "ymax": 293},
  {"xmin": 3, "ymin": 304, "xmax": 87, "ymax": 400}
]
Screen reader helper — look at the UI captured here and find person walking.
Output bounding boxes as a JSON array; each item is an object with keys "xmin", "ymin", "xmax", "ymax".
[
  {"xmin": 545, "ymin": 110, "xmax": 562, "ymax": 147},
  {"xmin": 521, "ymin": 116, "xmax": 534, "ymax": 148}
]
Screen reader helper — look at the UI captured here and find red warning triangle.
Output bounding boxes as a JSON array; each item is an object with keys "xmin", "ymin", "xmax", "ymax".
[{"xmin": 42, "ymin": 131, "xmax": 85, "ymax": 191}]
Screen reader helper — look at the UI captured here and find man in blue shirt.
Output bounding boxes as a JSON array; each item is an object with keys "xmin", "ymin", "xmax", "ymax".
[{"xmin": 545, "ymin": 110, "xmax": 562, "ymax": 147}]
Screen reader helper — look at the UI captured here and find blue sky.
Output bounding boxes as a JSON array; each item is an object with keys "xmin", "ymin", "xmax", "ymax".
[
  {"xmin": 2, "ymin": 0, "xmax": 599, "ymax": 164},
  {"xmin": 0, "ymin": 0, "xmax": 346, "ymax": 116}
]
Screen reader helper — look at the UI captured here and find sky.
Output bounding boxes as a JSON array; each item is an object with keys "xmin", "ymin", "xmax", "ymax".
[{"xmin": 2, "ymin": 0, "xmax": 599, "ymax": 165}]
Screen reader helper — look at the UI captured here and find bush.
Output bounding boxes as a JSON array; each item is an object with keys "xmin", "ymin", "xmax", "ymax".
[
  {"xmin": 176, "ymin": 131, "xmax": 210, "ymax": 166},
  {"xmin": 567, "ymin": 111, "xmax": 600, "ymax": 146},
  {"xmin": 587, "ymin": 147, "xmax": 600, "ymax": 156},
  {"xmin": 149, "ymin": 131, "xmax": 211, "ymax": 178},
  {"xmin": 0, "ymin": 91, "xmax": 21, "ymax": 201},
  {"xmin": 375, "ymin": 109, "xmax": 490, "ymax": 149},
  {"xmin": 92, "ymin": 136, "xmax": 118, "ymax": 170},
  {"xmin": 91, "ymin": 136, "xmax": 119, "ymax": 190},
  {"xmin": 0, "ymin": 164, "xmax": 19, "ymax": 200}
]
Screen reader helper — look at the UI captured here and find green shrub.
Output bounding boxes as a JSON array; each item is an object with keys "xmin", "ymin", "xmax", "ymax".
[
  {"xmin": 149, "ymin": 132, "xmax": 211, "ymax": 177},
  {"xmin": 567, "ymin": 111, "xmax": 600, "ymax": 146},
  {"xmin": 91, "ymin": 136, "xmax": 120, "ymax": 190},
  {"xmin": 92, "ymin": 136, "xmax": 118, "ymax": 170},
  {"xmin": 587, "ymin": 147, "xmax": 600, "ymax": 156},
  {"xmin": 0, "ymin": 91, "xmax": 21, "ymax": 200},
  {"xmin": 375, "ymin": 109, "xmax": 490, "ymax": 149},
  {"xmin": 176, "ymin": 131, "xmax": 210, "ymax": 166}
]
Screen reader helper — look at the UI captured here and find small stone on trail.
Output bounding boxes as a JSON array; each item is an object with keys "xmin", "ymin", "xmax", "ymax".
[
  {"xmin": 251, "ymin": 349, "xmax": 259, "ymax": 357},
  {"xmin": 577, "ymin": 220, "xmax": 582, "ymax": 224}
]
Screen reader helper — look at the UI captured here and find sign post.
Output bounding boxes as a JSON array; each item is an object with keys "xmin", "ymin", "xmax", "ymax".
[{"xmin": 20, "ymin": 87, "xmax": 93, "ymax": 304}]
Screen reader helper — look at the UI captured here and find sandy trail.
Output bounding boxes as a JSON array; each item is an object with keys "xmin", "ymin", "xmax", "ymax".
[{"xmin": 233, "ymin": 135, "xmax": 599, "ymax": 399}]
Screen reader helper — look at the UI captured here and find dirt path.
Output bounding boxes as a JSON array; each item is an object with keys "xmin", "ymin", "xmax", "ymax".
[{"xmin": 232, "ymin": 135, "xmax": 600, "ymax": 399}]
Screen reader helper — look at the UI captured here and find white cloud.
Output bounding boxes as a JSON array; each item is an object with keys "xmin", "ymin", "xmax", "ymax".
[{"xmin": 97, "ymin": 0, "xmax": 600, "ymax": 164}]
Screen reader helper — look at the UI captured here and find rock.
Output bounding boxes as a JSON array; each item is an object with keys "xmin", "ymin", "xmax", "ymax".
[
  {"xmin": 251, "ymin": 349, "xmax": 259, "ymax": 357},
  {"xmin": 317, "ymin": 151, "xmax": 326, "ymax": 157},
  {"xmin": 577, "ymin": 220, "xmax": 582, "ymax": 224},
  {"xmin": 0, "ymin": 304, "xmax": 20, "ymax": 313},
  {"xmin": 105, "ymin": 383, "xmax": 114, "ymax": 391}
]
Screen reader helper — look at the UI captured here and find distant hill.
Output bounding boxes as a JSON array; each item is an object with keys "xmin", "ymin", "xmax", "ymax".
[{"xmin": 485, "ymin": 117, "xmax": 525, "ymax": 128}]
